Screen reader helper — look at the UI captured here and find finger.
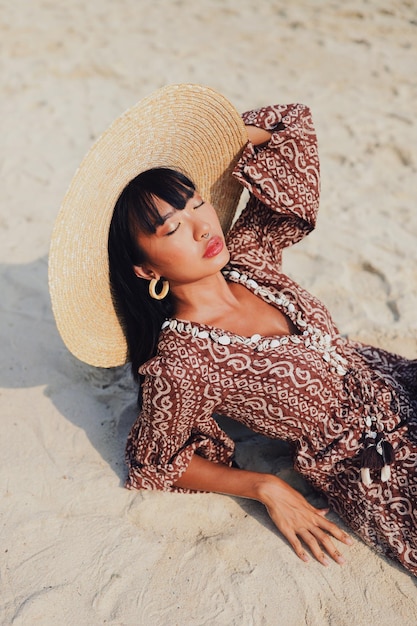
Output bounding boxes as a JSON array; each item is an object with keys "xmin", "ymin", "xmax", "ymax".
[
  {"xmin": 303, "ymin": 527, "xmax": 346, "ymax": 565},
  {"xmin": 298, "ymin": 529, "xmax": 331, "ymax": 566},
  {"xmin": 283, "ymin": 529, "xmax": 311, "ymax": 563},
  {"xmin": 315, "ymin": 516, "xmax": 353, "ymax": 546},
  {"xmin": 312, "ymin": 528, "xmax": 347, "ymax": 565}
]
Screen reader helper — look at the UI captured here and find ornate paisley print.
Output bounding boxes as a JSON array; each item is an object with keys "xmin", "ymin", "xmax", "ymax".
[{"xmin": 125, "ymin": 103, "xmax": 417, "ymax": 576}]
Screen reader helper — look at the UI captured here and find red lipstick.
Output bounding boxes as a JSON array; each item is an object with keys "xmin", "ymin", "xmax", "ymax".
[{"xmin": 203, "ymin": 236, "xmax": 224, "ymax": 258}]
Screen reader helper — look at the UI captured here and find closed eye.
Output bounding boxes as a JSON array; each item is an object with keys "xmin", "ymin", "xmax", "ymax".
[
  {"xmin": 164, "ymin": 199, "xmax": 205, "ymax": 235},
  {"xmin": 165, "ymin": 223, "xmax": 180, "ymax": 236}
]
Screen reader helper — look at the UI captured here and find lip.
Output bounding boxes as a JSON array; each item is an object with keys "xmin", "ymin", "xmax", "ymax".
[{"xmin": 203, "ymin": 235, "xmax": 224, "ymax": 258}]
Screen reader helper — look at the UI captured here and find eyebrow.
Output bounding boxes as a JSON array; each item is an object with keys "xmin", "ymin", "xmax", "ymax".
[
  {"xmin": 152, "ymin": 209, "xmax": 177, "ymax": 233},
  {"xmin": 159, "ymin": 211, "xmax": 175, "ymax": 224},
  {"xmin": 155, "ymin": 193, "xmax": 200, "ymax": 227}
]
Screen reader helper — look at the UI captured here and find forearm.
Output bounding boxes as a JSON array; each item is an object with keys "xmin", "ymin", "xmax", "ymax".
[
  {"xmin": 173, "ymin": 453, "xmax": 352, "ymax": 566},
  {"xmin": 173, "ymin": 453, "xmax": 280, "ymax": 503}
]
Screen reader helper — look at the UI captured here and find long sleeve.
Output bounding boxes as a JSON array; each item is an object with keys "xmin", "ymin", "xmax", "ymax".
[{"xmin": 227, "ymin": 103, "xmax": 320, "ymax": 274}]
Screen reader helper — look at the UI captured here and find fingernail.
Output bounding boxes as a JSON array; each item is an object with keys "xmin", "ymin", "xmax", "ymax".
[{"xmin": 335, "ymin": 552, "xmax": 345, "ymax": 564}]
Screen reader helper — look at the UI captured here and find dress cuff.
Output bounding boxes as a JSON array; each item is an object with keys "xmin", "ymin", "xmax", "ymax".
[{"xmin": 125, "ymin": 434, "xmax": 235, "ymax": 494}]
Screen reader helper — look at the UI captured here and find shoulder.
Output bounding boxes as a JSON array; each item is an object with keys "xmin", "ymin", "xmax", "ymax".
[{"xmin": 139, "ymin": 329, "xmax": 215, "ymax": 382}]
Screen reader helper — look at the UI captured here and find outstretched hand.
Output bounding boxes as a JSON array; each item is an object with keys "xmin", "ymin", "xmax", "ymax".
[
  {"xmin": 174, "ymin": 454, "xmax": 352, "ymax": 567},
  {"xmin": 257, "ymin": 475, "xmax": 353, "ymax": 566}
]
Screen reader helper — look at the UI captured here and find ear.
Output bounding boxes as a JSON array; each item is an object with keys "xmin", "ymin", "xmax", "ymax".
[{"xmin": 133, "ymin": 265, "xmax": 157, "ymax": 281}]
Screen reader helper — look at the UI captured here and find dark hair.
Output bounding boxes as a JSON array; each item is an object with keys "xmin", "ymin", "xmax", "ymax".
[{"xmin": 108, "ymin": 167, "xmax": 195, "ymax": 382}]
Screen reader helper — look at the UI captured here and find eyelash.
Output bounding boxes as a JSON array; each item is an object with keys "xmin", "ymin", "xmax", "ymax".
[
  {"xmin": 166, "ymin": 225, "xmax": 179, "ymax": 236},
  {"xmin": 165, "ymin": 200, "xmax": 205, "ymax": 236}
]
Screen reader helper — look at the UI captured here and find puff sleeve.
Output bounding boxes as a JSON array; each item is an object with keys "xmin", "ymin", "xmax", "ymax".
[{"xmin": 125, "ymin": 357, "xmax": 235, "ymax": 492}]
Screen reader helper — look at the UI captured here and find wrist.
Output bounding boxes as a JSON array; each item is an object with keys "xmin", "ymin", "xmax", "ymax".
[{"xmin": 252, "ymin": 473, "xmax": 282, "ymax": 505}]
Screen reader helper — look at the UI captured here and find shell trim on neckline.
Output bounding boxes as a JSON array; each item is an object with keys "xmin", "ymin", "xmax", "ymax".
[{"xmin": 161, "ymin": 269, "xmax": 348, "ymax": 376}]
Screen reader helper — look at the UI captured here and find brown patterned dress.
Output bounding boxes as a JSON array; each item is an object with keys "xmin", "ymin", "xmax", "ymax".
[{"xmin": 125, "ymin": 103, "xmax": 417, "ymax": 576}]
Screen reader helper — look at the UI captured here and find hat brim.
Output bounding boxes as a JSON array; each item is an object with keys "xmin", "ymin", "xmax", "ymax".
[{"xmin": 48, "ymin": 84, "xmax": 247, "ymax": 367}]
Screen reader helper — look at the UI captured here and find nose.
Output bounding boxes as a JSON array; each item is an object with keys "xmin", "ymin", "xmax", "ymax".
[{"xmin": 193, "ymin": 216, "xmax": 210, "ymax": 241}]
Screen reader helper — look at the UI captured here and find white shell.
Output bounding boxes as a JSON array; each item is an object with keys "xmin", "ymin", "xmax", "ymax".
[
  {"xmin": 287, "ymin": 303, "xmax": 295, "ymax": 313},
  {"xmin": 335, "ymin": 353, "xmax": 348, "ymax": 365},
  {"xmin": 250, "ymin": 333, "xmax": 262, "ymax": 343},
  {"xmin": 361, "ymin": 468, "xmax": 373, "ymax": 487},
  {"xmin": 258, "ymin": 288, "xmax": 270, "ymax": 298},
  {"xmin": 218, "ymin": 335, "xmax": 231, "ymax": 345},
  {"xmin": 246, "ymin": 279, "xmax": 258, "ymax": 289},
  {"xmin": 381, "ymin": 465, "xmax": 391, "ymax": 482},
  {"xmin": 161, "ymin": 320, "xmax": 170, "ymax": 330},
  {"xmin": 269, "ymin": 339, "xmax": 281, "ymax": 348},
  {"xmin": 197, "ymin": 330, "xmax": 209, "ymax": 339}
]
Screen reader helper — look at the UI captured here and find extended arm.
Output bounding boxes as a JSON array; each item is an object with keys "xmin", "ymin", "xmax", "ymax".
[{"xmin": 174, "ymin": 454, "xmax": 352, "ymax": 566}]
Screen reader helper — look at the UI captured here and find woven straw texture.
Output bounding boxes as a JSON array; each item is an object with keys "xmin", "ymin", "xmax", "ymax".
[{"xmin": 48, "ymin": 84, "xmax": 247, "ymax": 367}]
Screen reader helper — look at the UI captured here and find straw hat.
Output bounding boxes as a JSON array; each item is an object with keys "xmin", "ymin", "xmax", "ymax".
[{"xmin": 48, "ymin": 84, "xmax": 247, "ymax": 368}]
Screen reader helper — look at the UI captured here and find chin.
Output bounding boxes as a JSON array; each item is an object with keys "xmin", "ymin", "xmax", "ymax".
[{"xmin": 221, "ymin": 246, "xmax": 231, "ymax": 265}]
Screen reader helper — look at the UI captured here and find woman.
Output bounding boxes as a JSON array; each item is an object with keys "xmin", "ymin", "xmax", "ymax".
[{"xmin": 49, "ymin": 85, "xmax": 417, "ymax": 575}]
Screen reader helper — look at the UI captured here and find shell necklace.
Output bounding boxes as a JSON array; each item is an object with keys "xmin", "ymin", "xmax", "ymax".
[{"xmin": 161, "ymin": 269, "xmax": 348, "ymax": 376}]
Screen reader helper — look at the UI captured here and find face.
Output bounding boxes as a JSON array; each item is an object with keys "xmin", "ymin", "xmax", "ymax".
[{"xmin": 134, "ymin": 192, "xmax": 230, "ymax": 287}]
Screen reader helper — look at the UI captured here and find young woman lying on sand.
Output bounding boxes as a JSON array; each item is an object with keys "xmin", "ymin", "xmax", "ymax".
[{"xmin": 49, "ymin": 84, "xmax": 417, "ymax": 575}]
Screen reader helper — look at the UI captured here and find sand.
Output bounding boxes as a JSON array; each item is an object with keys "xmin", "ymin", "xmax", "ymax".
[{"xmin": 1, "ymin": 1, "xmax": 417, "ymax": 624}]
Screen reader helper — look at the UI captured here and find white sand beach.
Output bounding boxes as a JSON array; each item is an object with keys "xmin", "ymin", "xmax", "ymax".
[{"xmin": 1, "ymin": 1, "xmax": 417, "ymax": 624}]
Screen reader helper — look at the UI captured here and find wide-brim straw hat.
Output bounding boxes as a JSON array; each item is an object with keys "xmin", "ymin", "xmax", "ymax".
[{"xmin": 48, "ymin": 84, "xmax": 247, "ymax": 368}]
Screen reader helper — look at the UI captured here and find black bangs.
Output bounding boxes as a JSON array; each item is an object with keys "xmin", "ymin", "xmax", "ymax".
[{"xmin": 121, "ymin": 167, "xmax": 196, "ymax": 235}]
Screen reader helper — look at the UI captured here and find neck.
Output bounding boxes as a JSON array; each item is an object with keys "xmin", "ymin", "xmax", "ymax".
[{"xmin": 170, "ymin": 271, "xmax": 237, "ymax": 324}]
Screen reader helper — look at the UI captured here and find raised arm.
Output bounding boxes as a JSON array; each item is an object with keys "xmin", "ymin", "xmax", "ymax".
[
  {"xmin": 174, "ymin": 454, "xmax": 352, "ymax": 566},
  {"xmin": 245, "ymin": 124, "xmax": 272, "ymax": 147}
]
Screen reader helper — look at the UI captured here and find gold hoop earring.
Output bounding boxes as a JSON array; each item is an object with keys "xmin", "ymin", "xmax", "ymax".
[{"xmin": 149, "ymin": 277, "xmax": 169, "ymax": 300}]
